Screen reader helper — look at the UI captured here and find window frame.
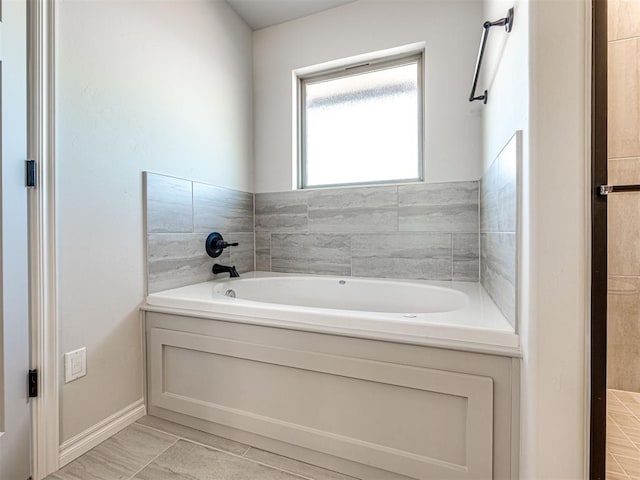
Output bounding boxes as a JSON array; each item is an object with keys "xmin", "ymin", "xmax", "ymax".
[{"xmin": 296, "ymin": 51, "xmax": 425, "ymax": 190}]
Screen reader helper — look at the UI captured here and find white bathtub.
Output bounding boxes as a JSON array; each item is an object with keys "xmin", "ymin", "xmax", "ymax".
[
  {"xmin": 144, "ymin": 272, "xmax": 519, "ymax": 355},
  {"xmin": 143, "ymin": 272, "xmax": 521, "ymax": 478}
]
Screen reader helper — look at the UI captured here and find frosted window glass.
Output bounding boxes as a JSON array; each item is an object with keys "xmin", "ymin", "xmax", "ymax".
[{"xmin": 302, "ymin": 61, "xmax": 421, "ymax": 188}]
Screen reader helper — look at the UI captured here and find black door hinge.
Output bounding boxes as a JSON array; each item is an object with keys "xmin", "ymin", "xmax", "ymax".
[
  {"xmin": 28, "ymin": 369, "xmax": 38, "ymax": 398},
  {"xmin": 26, "ymin": 160, "xmax": 37, "ymax": 188}
]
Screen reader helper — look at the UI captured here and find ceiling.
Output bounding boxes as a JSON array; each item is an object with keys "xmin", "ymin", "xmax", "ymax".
[{"xmin": 225, "ymin": 0, "xmax": 357, "ymax": 30}]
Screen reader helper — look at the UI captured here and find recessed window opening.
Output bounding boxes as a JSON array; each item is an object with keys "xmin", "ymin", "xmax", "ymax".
[{"xmin": 298, "ymin": 52, "xmax": 424, "ymax": 189}]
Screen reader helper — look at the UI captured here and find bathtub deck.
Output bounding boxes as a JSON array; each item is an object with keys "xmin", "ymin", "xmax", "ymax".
[
  {"xmin": 144, "ymin": 272, "xmax": 520, "ymax": 357},
  {"xmin": 46, "ymin": 416, "xmax": 357, "ymax": 480}
]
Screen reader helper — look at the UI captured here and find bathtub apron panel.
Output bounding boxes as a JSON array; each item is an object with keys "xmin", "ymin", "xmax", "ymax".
[{"xmin": 144, "ymin": 311, "xmax": 519, "ymax": 480}]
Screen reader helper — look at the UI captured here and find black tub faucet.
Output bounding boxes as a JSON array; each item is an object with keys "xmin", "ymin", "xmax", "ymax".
[
  {"xmin": 204, "ymin": 232, "xmax": 240, "ymax": 278},
  {"xmin": 213, "ymin": 264, "xmax": 240, "ymax": 278},
  {"xmin": 206, "ymin": 233, "xmax": 240, "ymax": 277}
]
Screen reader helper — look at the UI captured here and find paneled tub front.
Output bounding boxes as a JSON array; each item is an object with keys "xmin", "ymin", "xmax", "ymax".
[{"xmin": 141, "ymin": 273, "xmax": 520, "ymax": 480}]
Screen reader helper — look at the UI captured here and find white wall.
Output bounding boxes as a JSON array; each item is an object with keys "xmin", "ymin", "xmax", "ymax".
[
  {"xmin": 481, "ymin": 0, "xmax": 529, "ymax": 172},
  {"xmin": 56, "ymin": 0, "xmax": 252, "ymax": 442},
  {"xmin": 481, "ymin": 0, "xmax": 588, "ymax": 476},
  {"xmin": 253, "ymin": 0, "xmax": 483, "ymax": 193},
  {"xmin": 521, "ymin": 0, "xmax": 588, "ymax": 476}
]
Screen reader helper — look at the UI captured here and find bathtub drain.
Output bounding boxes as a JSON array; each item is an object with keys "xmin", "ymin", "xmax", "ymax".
[{"xmin": 225, "ymin": 289, "xmax": 236, "ymax": 298}]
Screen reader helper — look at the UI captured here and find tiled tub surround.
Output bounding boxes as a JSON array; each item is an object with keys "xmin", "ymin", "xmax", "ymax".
[
  {"xmin": 144, "ymin": 172, "xmax": 254, "ymax": 293},
  {"xmin": 141, "ymin": 179, "xmax": 521, "ymax": 480},
  {"xmin": 479, "ymin": 134, "xmax": 518, "ymax": 327},
  {"xmin": 255, "ymin": 182, "xmax": 480, "ymax": 281}
]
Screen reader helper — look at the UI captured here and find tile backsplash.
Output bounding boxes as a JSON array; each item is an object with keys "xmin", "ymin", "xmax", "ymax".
[
  {"xmin": 255, "ymin": 182, "xmax": 479, "ymax": 281},
  {"xmin": 144, "ymin": 172, "xmax": 254, "ymax": 293},
  {"xmin": 480, "ymin": 133, "xmax": 519, "ymax": 327}
]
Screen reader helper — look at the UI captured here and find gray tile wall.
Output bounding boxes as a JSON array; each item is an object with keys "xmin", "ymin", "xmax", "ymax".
[
  {"xmin": 480, "ymin": 139, "xmax": 518, "ymax": 327},
  {"xmin": 255, "ymin": 182, "xmax": 479, "ymax": 282},
  {"xmin": 144, "ymin": 168, "xmax": 520, "ymax": 318},
  {"xmin": 144, "ymin": 172, "xmax": 254, "ymax": 293}
]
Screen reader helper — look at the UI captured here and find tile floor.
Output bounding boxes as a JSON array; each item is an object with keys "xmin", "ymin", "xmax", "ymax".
[
  {"xmin": 46, "ymin": 415, "xmax": 358, "ymax": 480},
  {"xmin": 608, "ymin": 389, "xmax": 640, "ymax": 479}
]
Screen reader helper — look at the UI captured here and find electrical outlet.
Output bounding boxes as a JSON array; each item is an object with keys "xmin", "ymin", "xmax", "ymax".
[{"xmin": 64, "ymin": 347, "xmax": 86, "ymax": 383}]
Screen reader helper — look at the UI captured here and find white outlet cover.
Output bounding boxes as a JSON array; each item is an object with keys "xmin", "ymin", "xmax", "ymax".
[{"xmin": 64, "ymin": 347, "xmax": 87, "ymax": 383}]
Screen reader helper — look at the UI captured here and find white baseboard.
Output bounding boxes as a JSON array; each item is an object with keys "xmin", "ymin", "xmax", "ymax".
[{"xmin": 58, "ymin": 398, "xmax": 146, "ymax": 467}]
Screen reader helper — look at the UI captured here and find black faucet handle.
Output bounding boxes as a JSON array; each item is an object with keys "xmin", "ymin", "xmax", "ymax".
[{"xmin": 205, "ymin": 232, "xmax": 239, "ymax": 258}]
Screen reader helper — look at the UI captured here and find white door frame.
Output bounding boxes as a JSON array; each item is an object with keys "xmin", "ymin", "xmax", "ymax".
[{"xmin": 27, "ymin": 0, "xmax": 59, "ymax": 478}]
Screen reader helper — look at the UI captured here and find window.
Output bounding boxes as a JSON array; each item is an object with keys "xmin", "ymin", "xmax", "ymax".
[{"xmin": 298, "ymin": 53, "xmax": 423, "ymax": 189}]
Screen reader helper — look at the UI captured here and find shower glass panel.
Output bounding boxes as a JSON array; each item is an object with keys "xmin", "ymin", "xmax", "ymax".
[{"xmin": 606, "ymin": 0, "xmax": 640, "ymax": 477}]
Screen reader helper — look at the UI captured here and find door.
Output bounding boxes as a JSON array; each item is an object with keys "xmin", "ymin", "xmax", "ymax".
[
  {"xmin": 591, "ymin": 0, "xmax": 640, "ymax": 479},
  {"xmin": 0, "ymin": 0, "xmax": 32, "ymax": 478},
  {"xmin": 590, "ymin": 1, "xmax": 607, "ymax": 478}
]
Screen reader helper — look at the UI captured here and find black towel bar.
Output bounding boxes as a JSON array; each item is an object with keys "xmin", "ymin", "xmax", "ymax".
[{"xmin": 469, "ymin": 7, "xmax": 514, "ymax": 104}]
